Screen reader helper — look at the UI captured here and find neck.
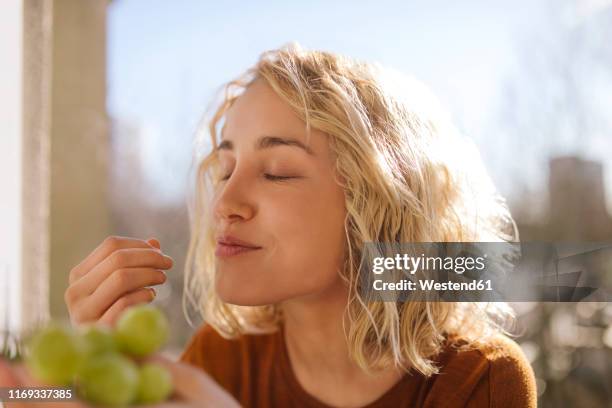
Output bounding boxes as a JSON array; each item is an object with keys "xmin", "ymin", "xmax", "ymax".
[
  {"xmin": 281, "ymin": 278, "xmax": 354, "ymax": 377},
  {"xmin": 279, "ymin": 279, "xmax": 406, "ymax": 407}
]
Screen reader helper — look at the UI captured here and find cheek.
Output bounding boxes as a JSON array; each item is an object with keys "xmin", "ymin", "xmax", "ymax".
[
  {"xmin": 265, "ymin": 184, "xmax": 347, "ymax": 283},
  {"xmin": 214, "ymin": 181, "xmax": 347, "ymax": 305}
]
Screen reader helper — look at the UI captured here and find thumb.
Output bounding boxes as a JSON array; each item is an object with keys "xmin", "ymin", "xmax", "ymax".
[{"xmin": 147, "ymin": 238, "xmax": 161, "ymax": 250}]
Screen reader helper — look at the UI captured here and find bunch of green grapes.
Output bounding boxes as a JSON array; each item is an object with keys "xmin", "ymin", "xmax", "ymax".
[{"xmin": 24, "ymin": 304, "xmax": 173, "ymax": 407}]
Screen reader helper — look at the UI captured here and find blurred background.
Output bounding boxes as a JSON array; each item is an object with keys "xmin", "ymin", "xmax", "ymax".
[{"xmin": 1, "ymin": 0, "xmax": 611, "ymax": 406}]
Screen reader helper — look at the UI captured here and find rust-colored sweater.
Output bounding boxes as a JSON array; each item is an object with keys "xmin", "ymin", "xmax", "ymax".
[{"xmin": 179, "ymin": 323, "xmax": 537, "ymax": 408}]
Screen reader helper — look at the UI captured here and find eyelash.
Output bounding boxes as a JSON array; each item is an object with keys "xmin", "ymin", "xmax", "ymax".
[{"xmin": 219, "ymin": 173, "xmax": 295, "ymax": 182}]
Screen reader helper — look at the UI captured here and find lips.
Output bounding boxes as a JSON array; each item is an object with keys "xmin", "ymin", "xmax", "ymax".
[{"xmin": 215, "ymin": 234, "xmax": 262, "ymax": 258}]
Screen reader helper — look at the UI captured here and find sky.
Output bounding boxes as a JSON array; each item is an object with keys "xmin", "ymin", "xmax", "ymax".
[{"xmin": 107, "ymin": 0, "xmax": 612, "ymax": 212}]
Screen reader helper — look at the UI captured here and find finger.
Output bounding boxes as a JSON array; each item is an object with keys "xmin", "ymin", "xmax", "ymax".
[
  {"xmin": 71, "ymin": 248, "xmax": 173, "ymax": 298},
  {"xmin": 69, "ymin": 236, "xmax": 160, "ymax": 285},
  {"xmin": 147, "ymin": 238, "xmax": 161, "ymax": 249},
  {"xmin": 76, "ymin": 268, "xmax": 166, "ymax": 322},
  {"xmin": 98, "ymin": 288, "xmax": 157, "ymax": 327}
]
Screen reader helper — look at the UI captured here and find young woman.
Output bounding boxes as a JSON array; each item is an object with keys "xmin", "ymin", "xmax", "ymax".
[{"xmin": 2, "ymin": 43, "xmax": 537, "ymax": 408}]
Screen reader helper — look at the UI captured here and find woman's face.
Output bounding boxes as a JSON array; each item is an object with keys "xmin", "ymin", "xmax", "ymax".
[{"xmin": 211, "ymin": 79, "xmax": 348, "ymax": 306}]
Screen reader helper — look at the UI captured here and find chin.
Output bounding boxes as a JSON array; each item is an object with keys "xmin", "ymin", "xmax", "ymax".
[
  {"xmin": 213, "ymin": 262, "xmax": 345, "ymax": 305},
  {"xmin": 214, "ymin": 275, "xmax": 282, "ymax": 306}
]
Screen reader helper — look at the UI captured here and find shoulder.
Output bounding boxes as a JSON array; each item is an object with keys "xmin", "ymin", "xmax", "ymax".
[
  {"xmin": 477, "ymin": 334, "xmax": 538, "ymax": 405},
  {"xmin": 424, "ymin": 333, "xmax": 537, "ymax": 408},
  {"xmin": 178, "ymin": 323, "xmax": 278, "ymax": 394}
]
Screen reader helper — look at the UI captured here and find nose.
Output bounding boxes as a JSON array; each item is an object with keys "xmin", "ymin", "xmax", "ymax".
[{"xmin": 212, "ymin": 167, "xmax": 255, "ymax": 224}]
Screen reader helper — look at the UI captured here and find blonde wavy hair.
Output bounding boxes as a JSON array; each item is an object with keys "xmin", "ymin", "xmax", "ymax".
[{"xmin": 183, "ymin": 42, "xmax": 519, "ymax": 377}]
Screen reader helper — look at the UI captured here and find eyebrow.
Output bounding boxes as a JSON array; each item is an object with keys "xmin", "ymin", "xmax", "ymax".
[{"xmin": 216, "ymin": 135, "xmax": 315, "ymax": 156}]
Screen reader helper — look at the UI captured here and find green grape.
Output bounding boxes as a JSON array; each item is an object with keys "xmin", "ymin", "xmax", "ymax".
[
  {"xmin": 114, "ymin": 305, "xmax": 169, "ymax": 357},
  {"xmin": 135, "ymin": 362, "xmax": 174, "ymax": 404},
  {"xmin": 76, "ymin": 353, "xmax": 139, "ymax": 407},
  {"xmin": 79, "ymin": 324, "xmax": 117, "ymax": 357},
  {"xmin": 24, "ymin": 324, "xmax": 84, "ymax": 385}
]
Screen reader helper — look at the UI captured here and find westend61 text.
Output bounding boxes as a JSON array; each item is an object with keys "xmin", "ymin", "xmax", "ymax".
[{"xmin": 372, "ymin": 279, "xmax": 493, "ymax": 292}]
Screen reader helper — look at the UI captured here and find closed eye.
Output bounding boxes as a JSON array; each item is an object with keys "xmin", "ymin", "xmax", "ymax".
[
  {"xmin": 264, "ymin": 174, "xmax": 297, "ymax": 181},
  {"xmin": 218, "ymin": 173, "xmax": 298, "ymax": 182}
]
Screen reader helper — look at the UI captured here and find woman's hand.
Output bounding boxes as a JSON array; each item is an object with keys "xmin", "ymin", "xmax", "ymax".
[
  {"xmin": 0, "ymin": 357, "xmax": 90, "ymax": 408},
  {"xmin": 0, "ymin": 355, "xmax": 241, "ymax": 408},
  {"xmin": 64, "ymin": 236, "xmax": 174, "ymax": 327}
]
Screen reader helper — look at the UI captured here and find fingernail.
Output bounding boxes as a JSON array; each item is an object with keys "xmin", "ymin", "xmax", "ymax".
[
  {"xmin": 159, "ymin": 271, "xmax": 167, "ymax": 283},
  {"xmin": 148, "ymin": 238, "xmax": 161, "ymax": 249}
]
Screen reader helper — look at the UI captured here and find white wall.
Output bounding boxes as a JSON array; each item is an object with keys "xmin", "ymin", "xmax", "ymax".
[{"xmin": 0, "ymin": 0, "xmax": 23, "ymax": 334}]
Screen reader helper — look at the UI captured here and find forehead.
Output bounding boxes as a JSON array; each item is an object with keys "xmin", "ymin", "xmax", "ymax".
[
  {"xmin": 219, "ymin": 79, "xmax": 337, "ymax": 164},
  {"xmin": 222, "ymin": 79, "xmax": 310, "ymax": 143}
]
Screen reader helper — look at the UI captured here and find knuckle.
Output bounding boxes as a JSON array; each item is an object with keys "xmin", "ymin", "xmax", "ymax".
[
  {"xmin": 112, "ymin": 268, "xmax": 131, "ymax": 287},
  {"xmin": 64, "ymin": 287, "xmax": 76, "ymax": 306},
  {"xmin": 104, "ymin": 235, "xmax": 122, "ymax": 251},
  {"xmin": 110, "ymin": 249, "xmax": 129, "ymax": 267}
]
